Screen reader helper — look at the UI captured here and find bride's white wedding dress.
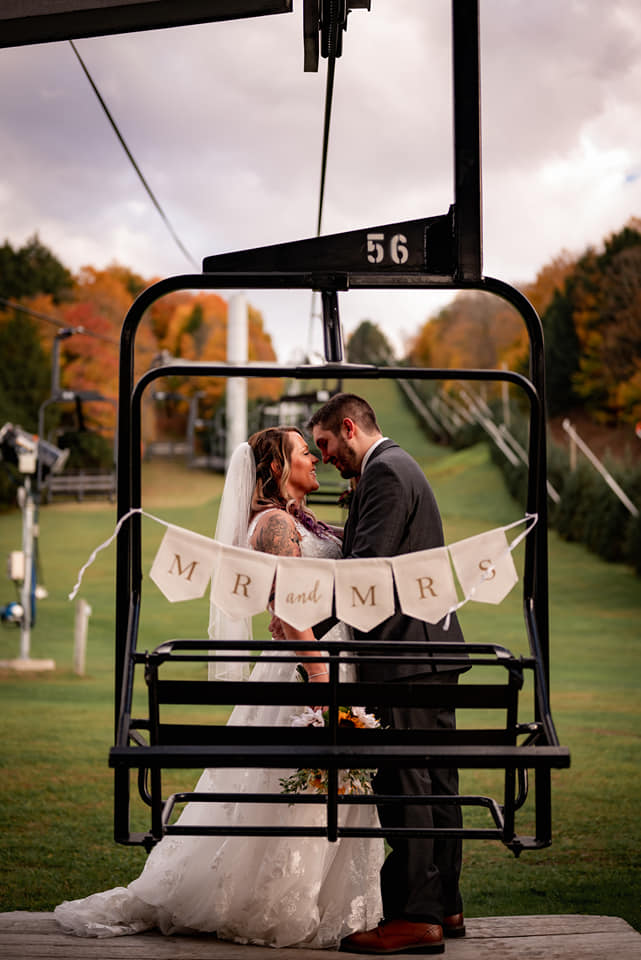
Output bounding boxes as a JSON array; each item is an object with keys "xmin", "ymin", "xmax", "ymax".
[{"xmin": 55, "ymin": 519, "xmax": 384, "ymax": 948}]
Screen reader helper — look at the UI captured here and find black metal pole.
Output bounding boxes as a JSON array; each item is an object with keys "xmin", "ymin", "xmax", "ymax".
[
  {"xmin": 452, "ymin": 0, "xmax": 482, "ymax": 280},
  {"xmin": 321, "ymin": 289, "xmax": 344, "ymax": 362}
]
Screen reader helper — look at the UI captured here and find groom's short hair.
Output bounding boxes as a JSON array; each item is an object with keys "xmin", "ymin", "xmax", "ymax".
[{"xmin": 308, "ymin": 393, "xmax": 381, "ymax": 436}]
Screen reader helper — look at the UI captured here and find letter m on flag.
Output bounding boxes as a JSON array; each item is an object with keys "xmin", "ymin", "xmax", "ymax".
[{"xmin": 150, "ymin": 526, "xmax": 219, "ymax": 602}]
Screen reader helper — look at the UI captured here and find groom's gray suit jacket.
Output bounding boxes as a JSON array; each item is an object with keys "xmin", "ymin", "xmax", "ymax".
[{"xmin": 336, "ymin": 438, "xmax": 467, "ymax": 681}]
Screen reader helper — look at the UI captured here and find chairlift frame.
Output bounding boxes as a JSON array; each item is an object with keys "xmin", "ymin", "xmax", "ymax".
[{"xmin": 110, "ymin": 0, "xmax": 569, "ymax": 855}]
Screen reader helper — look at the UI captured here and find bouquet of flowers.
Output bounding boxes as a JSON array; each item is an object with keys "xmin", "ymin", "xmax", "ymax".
[{"xmin": 279, "ymin": 705, "xmax": 379, "ymax": 796}]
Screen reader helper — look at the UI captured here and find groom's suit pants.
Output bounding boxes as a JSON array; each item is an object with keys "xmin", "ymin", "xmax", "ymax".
[{"xmin": 371, "ymin": 671, "xmax": 463, "ymax": 926}]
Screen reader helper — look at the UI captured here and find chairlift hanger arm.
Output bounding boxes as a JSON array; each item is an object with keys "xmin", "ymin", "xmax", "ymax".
[
  {"xmin": 132, "ymin": 361, "xmax": 540, "ymax": 407},
  {"xmin": 120, "ymin": 264, "xmax": 544, "ymax": 385},
  {"xmin": 203, "ymin": 210, "xmax": 456, "ymax": 279},
  {"xmin": 0, "ymin": 2, "xmax": 293, "ymax": 49}
]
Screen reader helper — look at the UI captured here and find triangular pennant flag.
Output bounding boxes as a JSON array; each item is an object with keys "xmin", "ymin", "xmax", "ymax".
[
  {"xmin": 211, "ymin": 544, "xmax": 277, "ymax": 620},
  {"xmin": 448, "ymin": 528, "xmax": 518, "ymax": 605},
  {"xmin": 335, "ymin": 557, "xmax": 395, "ymax": 632},
  {"xmin": 150, "ymin": 525, "xmax": 220, "ymax": 602},
  {"xmin": 273, "ymin": 556, "xmax": 336, "ymax": 631},
  {"xmin": 391, "ymin": 546, "xmax": 459, "ymax": 624}
]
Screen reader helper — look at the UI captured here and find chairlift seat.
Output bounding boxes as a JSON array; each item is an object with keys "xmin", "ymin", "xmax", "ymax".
[{"xmin": 110, "ymin": 638, "xmax": 569, "ymax": 854}]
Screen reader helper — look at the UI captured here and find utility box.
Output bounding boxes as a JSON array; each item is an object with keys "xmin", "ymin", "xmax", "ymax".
[{"xmin": 8, "ymin": 551, "xmax": 24, "ymax": 582}]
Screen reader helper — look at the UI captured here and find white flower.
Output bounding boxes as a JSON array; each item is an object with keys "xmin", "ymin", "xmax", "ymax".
[
  {"xmin": 290, "ymin": 706, "xmax": 325, "ymax": 727},
  {"xmin": 350, "ymin": 706, "xmax": 380, "ymax": 728}
]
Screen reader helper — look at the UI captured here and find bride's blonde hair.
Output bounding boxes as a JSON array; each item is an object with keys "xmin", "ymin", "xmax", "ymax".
[
  {"xmin": 248, "ymin": 426, "xmax": 301, "ymax": 513},
  {"xmin": 248, "ymin": 426, "xmax": 333, "ymax": 539}
]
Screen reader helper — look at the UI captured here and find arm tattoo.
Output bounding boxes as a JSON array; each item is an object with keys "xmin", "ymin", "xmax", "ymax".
[{"xmin": 255, "ymin": 512, "xmax": 301, "ymax": 558}]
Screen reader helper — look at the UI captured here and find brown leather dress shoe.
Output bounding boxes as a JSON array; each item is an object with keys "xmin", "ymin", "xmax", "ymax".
[
  {"xmin": 341, "ymin": 919, "xmax": 444, "ymax": 954},
  {"xmin": 443, "ymin": 913, "xmax": 466, "ymax": 937}
]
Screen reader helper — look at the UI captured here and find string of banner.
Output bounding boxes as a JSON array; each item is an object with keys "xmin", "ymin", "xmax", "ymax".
[{"xmin": 70, "ymin": 511, "xmax": 538, "ymax": 633}]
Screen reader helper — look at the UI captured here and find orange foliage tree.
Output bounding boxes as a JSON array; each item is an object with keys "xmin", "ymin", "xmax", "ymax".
[
  {"xmin": 1, "ymin": 237, "xmax": 284, "ymax": 475},
  {"xmin": 407, "ymin": 252, "xmax": 577, "ymax": 380},
  {"xmin": 407, "ymin": 291, "xmax": 524, "ymax": 375},
  {"xmin": 147, "ymin": 291, "xmax": 281, "ymax": 441},
  {"xmin": 542, "ymin": 219, "xmax": 641, "ymax": 423},
  {"xmin": 26, "ymin": 265, "xmax": 281, "ymax": 449}
]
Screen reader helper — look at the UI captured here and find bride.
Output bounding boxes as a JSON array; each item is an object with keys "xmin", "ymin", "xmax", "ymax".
[{"xmin": 54, "ymin": 426, "xmax": 384, "ymax": 948}]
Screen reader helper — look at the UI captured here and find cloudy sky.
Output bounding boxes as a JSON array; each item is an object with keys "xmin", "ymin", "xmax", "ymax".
[{"xmin": 1, "ymin": 0, "xmax": 641, "ymax": 360}]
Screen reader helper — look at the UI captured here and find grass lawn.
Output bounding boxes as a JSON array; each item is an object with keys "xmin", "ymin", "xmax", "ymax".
[{"xmin": 1, "ymin": 383, "xmax": 639, "ymax": 930}]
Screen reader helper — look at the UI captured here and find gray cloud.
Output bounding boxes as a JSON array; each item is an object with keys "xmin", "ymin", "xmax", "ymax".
[{"xmin": 1, "ymin": 0, "xmax": 640, "ymax": 358}]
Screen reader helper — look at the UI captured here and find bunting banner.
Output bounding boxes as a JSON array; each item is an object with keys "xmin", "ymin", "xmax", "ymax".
[
  {"xmin": 149, "ymin": 525, "xmax": 220, "ymax": 602},
  {"xmin": 448, "ymin": 528, "xmax": 518, "ymax": 605},
  {"xmin": 274, "ymin": 556, "xmax": 335, "ymax": 630},
  {"xmin": 391, "ymin": 546, "xmax": 458, "ymax": 624},
  {"xmin": 211, "ymin": 543, "xmax": 278, "ymax": 619},
  {"xmin": 335, "ymin": 557, "xmax": 396, "ymax": 631},
  {"xmin": 69, "ymin": 508, "xmax": 538, "ymax": 631}
]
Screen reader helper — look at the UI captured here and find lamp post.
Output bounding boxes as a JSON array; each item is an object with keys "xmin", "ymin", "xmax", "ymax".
[{"xmin": 0, "ymin": 424, "xmax": 65, "ymax": 668}]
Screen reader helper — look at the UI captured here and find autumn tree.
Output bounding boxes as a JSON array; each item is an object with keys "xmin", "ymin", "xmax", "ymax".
[
  {"xmin": 537, "ymin": 219, "xmax": 641, "ymax": 424},
  {"xmin": 347, "ymin": 320, "xmax": 395, "ymax": 364},
  {"xmin": 525, "ymin": 253, "xmax": 577, "ymax": 318},
  {"xmin": 541, "ymin": 285, "xmax": 582, "ymax": 415},
  {"xmin": 0, "ymin": 236, "xmax": 283, "ymax": 464},
  {"xmin": 571, "ymin": 223, "xmax": 641, "ymax": 423},
  {"xmin": 156, "ymin": 291, "xmax": 230, "ymax": 428},
  {"xmin": 141, "ymin": 292, "xmax": 281, "ymax": 442},
  {"xmin": 0, "ymin": 308, "xmax": 50, "ymax": 430},
  {"xmin": 0, "ymin": 235, "xmax": 70, "ymax": 446},
  {"xmin": 48, "ymin": 265, "xmax": 157, "ymax": 439},
  {"xmin": 0, "ymin": 235, "xmax": 72, "ymax": 302},
  {"xmin": 247, "ymin": 305, "xmax": 281, "ymax": 403},
  {"xmin": 406, "ymin": 291, "xmax": 523, "ymax": 373},
  {"xmin": 501, "ymin": 253, "xmax": 578, "ymax": 375},
  {"xmin": 407, "ymin": 219, "xmax": 641, "ymax": 426}
]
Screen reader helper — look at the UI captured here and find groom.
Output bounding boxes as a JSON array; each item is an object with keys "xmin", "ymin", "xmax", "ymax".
[{"xmin": 309, "ymin": 393, "xmax": 467, "ymax": 955}]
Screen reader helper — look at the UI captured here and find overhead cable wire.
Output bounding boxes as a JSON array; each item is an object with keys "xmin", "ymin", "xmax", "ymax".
[
  {"xmin": 0, "ymin": 296, "xmax": 123, "ymax": 348},
  {"xmin": 68, "ymin": 39, "xmax": 199, "ymax": 271},
  {"xmin": 308, "ymin": 46, "xmax": 338, "ymax": 355},
  {"xmin": 316, "ymin": 51, "xmax": 337, "ymax": 237},
  {"xmin": 0, "ymin": 296, "xmax": 67, "ymax": 330}
]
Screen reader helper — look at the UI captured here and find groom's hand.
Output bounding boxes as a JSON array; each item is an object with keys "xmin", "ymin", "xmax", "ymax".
[{"xmin": 268, "ymin": 613, "xmax": 286, "ymax": 640}]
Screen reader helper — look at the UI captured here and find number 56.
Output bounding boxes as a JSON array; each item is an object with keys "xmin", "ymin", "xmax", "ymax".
[{"xmin": 366, "ymin": 232, "xmax": 409, "ymax": 265}]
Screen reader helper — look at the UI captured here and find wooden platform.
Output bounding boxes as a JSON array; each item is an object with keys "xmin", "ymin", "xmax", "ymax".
[{"xmin": 2, "ymin": 913, "xmax": 640, "ymax": 959}]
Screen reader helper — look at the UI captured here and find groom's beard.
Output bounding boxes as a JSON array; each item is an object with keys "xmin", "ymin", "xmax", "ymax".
[{"xmin": 332, "ymin": 438, "xmax": 360, "ymax": 479}]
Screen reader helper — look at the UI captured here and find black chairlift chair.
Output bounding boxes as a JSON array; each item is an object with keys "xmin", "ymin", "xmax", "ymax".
[
  {"xmin": 109, "ymin": 1, "xmax": 569, "ymax": 856},
  {"xmin": 37, "ymin": 389, "xmax": 117, "ymax": 502}
]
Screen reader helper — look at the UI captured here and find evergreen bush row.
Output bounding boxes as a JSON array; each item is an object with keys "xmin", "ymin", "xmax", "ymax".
[
  {"xmin": 398, "ymin": 383, "xmax": 641, "ymax": 576},
  {"xmin": 487, "ymin": 412, "xmax": 641, "ymax": 576}
]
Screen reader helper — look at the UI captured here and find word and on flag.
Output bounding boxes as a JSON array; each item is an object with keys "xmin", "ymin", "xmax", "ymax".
[{"xmin": 145, "ymin": 514, "xmax": 536, "ymax": 632}]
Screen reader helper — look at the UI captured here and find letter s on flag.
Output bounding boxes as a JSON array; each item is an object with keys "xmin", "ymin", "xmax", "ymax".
[{"xmin": 448, "ymin": 528, "xmax": 518, "ymax": 604}]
